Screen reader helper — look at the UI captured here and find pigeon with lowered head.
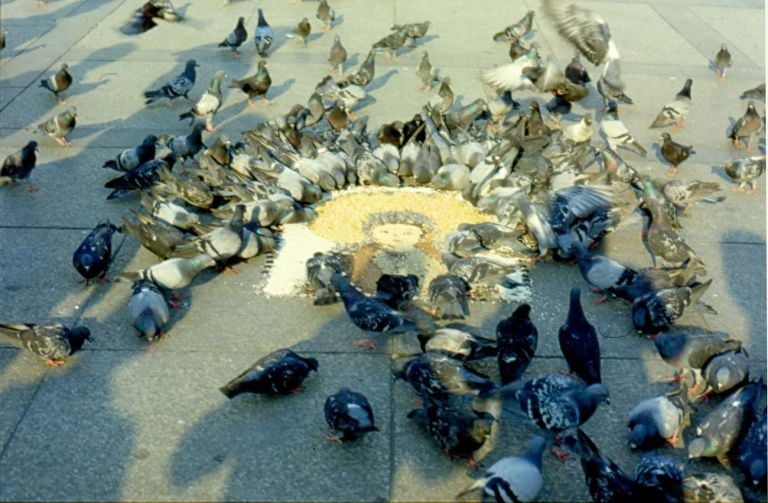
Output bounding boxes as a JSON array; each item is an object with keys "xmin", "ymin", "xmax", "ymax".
[
  {"xmin": 104, "ymin": 152, "xmax": 177, "ymax": 200},
  {"xmin": 573, "ymin": 428, "xmax": 640, "ymax": 501},
  {"xmin": 650, "ymin": 79, "xmax": 692, "ymax": 129},
  {"xmin": 126, "ymin": 253, "xmax": 216, "ymax": 290},
  {"xmin": 38, "ymin": 107, "xmax": 77, "ymax": 147},
  {"xmin": 632, "ymin": 281, "xmax": 714, "ymax": 333},
  {"xmin": 395, "ymin": 352, "xmax": 499, "ymax": 399},
  {"xmin": 324, "ymin": 387, "xmax": 377, "ymax": 442},
  {"xmin": 496, "ymin": 303, "xmax": 538, "ymax": 384},
  {"xmin": 102, "ymin": 135, "xmax": 157, "ymax": 172},
  {"xmin": 306, "ymin": 251, "xmax": 353, "ymax": 305},
  {"xmin": 417, "ymin": 325, "xmax": 497, "ymax": 361},
  {"xmin": 427, "ymin": 274, "xmax": 471, "ymax": 320},
  {"xmin": 0, "ymin": 323, "xmax": 91, "ymax": 366},
  {"xmin": 702, "ymin": 349, "xmax": 749, "ymax": 396},
  {"xmin": 144, "ymin": 59, "xmax": 198, "ymax": 105},
  {"xmin": 559, "ymin": 287, "xmax": 601, "ymax": 385},
  {"xmin": 627, "ymin": 385, "xmax": 692, "ymax": 450},
  {"xmin": 220, "ymin": 348, "xmax": 319, "ymax": 398},
  {"xmin": 72, "ymin": 220, "xmax": 121, "ymax": 284},
  {"xmin": 634, "ymin": 454, "xmax": 685, "ymax": 503},
  {"xmin": 0, "ymin": 140, "xmax": 39, "ymax": 192},
  {"xmin": 128, "ymin": 279, "xmax": 170, "ymax": 341},
  {"xmin": 651, "ymin": 329, "xmax": 741, "ymax": 387},
  {"xmin": 724, "ymin": 155, "xmax": 765, "ymax": 192},
  {"xmin": 39, "ymin": 63, "xmax": 73, "ymax": 104}
]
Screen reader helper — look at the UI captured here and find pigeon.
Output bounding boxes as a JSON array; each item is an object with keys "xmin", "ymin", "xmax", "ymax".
[
  {"xmin": 496, "ymin": 304, "xmax": 538, "ymax": 384},
  {"xmin": 650, "ymin": 79, "xmax": 692, "ymax": 129},
  {"xmin": 572, "ymin": 242, "xmax": 652, "ymax": 303},
  {"xmin": 141, "ymin": 193, "xmax": 199, "ymax": 230},
  {"xmin": 391, "ymin": 20, "xmax": 432, "ymax": 43},
  {"xmin": 0, "ymin": 140, "xmax": 39, "ymax": 192},
  {"xmin": 573, "ymin": 429, "xmax": 640, "ymax": 502},
  {"xmin": 0, "ymin": 323, "xmax": 91, "ymax": 366},
  {"xmin": 316, "ymin": 0, "xmax": 335, "ymax": 30},
  {"xmin": 341, "ymin": 49, "xmax": 376, "ymax": 87},
  {"xmin": 632, "ymin": 281, "xmax": 714, "ymax": 333},
  {"xmin": 39, "ymin": 63, "xmax": 73, "ymax": 104},
  {"xmin": 740, "ymin": 83, "xmax": 765, "ymax": 100},
  {"xmin": 162, "ymin": 123, "xmax": 207, "ymax": 161},
  {"xmin": 254, "ymin": 8, "xmax": 273, "ymax": 57},
  {"xmin": 102, "ymin": 135, "xmax": 158, "ymax": 172},
  {"xmin": 417, "ymin": 326, "xmax": 497, "ymax": 361},
  {"xmin": 0, "ymin": 28, "xmax": 5, "ymax": 52},
  {"xmin": 627, "ymin": 385, "xmax": 692, "ymax": 449},
  {"xmin": 306, "ymin": 252, "xmax": 353, "ymax": 305},
  {"xmin": 565, "ymin": 54, "xmax": 590, "ymax": 85},
  {"xmin": 127, "ymin": 253, "xmax": 217, "ymax": 290},
  {"xmin": 220, "ymin": 348, "xmax": 319, "ymax": 398},
  {"xmin": 179, "ymin": 70, "xmax": 227, "ymax": 131},
  {"xmin": 229, "ymin": 61, "xmax": 272, "ymax": 106},
  {"xmin": 688, "ymin": 381, "xmax": 761, "ymax": 467},
  {"xmin": 286, "ymin": 17, "xmax": 311, "ymax": 46},
  {"xmin": 327, "ymin": 34, "xmax": 347, "ymax": 77},
  {"xmin": 72, "ymin": 221, "xmax": 121, "ymax": 284},
  {"xmin": 728, "ymin": 101, "xmax": 762, "ymax": 152},
  {"xmin": 542, "ymin": 0, "xmax": 613, "ymax": 65},
  {"xmin": 660, "ymin": 132, "xmax": 695, "ymax": 176},
  {"xmin": 375, "ymin": 274, "xmax": 419, "ymax": 310},
  {"xmin": 559, "ymin": 287, "xmax": 601, "ymax": 385},
  {"xmin": 640, "ymin": 181, "xmax": 702, "ymax": 267},
  {"xmin": 456, "ymin": 436, "xmax": 546, "ymax": 502},
  {"xmin": 104, "ymin": 153, "xmax": 176, "ymax": 200},
  {"xmin": 701, "ymin": 349, "xmax": 749, "ymax": 396},
  {"xmin": 144, "ymin": 59, "xmax": 198, "ymax": 105},
  {"xmin": 417, "ymin": 51, "xmax": 438, "ymax": 92},
  {"xmin": 661, "ymin": 179, "xmax": 723, "ymax": 213},
  {"xmin": 562, "ymin": 113, "xmax": 593, "ymax": 144},
  {"xmin": 714, "ymin": 44, "xmax": 732, "ymax": 79},
  {"xmin": 492, "ymin": 10, "xmax": 535, "ymax": 42},
  {"xmin": 498, "ymin": 373, "xmax": 610, "ymax": 434},
  {"xmin": 128, "ymin": 279, "xmax": 170, "ymax": 340},
  {"xmin": 596, "ymin": 147, "xmax": 638, "ymax": 185},
  {"xmin": 372, "ymin": 27, "xmax": 408, "ymax": 60},
  {"xmin": 218, "ymin": 17, "xmax": 248, "ymax": 56},
  {"xmin": 172, "ymin": 205, "xmax": 245, "ymax": 263},
  {"xmin": 395, "ymin": 352, "xmax": 499, "ymax": 399},
  {"xmin": 651, "ymin": 329, "xmax": 741, "ymax": 387},
  {"xmin": 407, "ymin": 396, "xmax": 495, "ymax": 465},
  {"xmin": 724, "ymin": 155, "xmax": 765, "ymax": 192},
  {"xmin": 427, "ymin": 274, "xmax": 471, "ymax": 319},
  {"xmin": 682, "ymin": 473, "xmax": 744, "ymax": 503},
  {"xmin": 324, "ymin": 387, "xmax": 378, "ymax": 442},
  {"xmin": 601, "ymin": 100, "xmax": 647, "ymax": 157},
  {"xmin": 734, "ymin": 379, "xmax": 767, "ymax": 491},
  {"xmin": 634, "ymin": 454, "xmax": 685, "ymax": 503},
  {"xmin": 480, "ymin": 49, "xmax": 539, "ymax": 94},
  {"xmin": 37, "ymin": 107, "xmax": 76, "ymax": 147}
]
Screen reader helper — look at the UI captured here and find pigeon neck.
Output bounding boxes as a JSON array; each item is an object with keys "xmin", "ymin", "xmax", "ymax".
[
  {"xmin": 568, "ymin": 290, "xmax": 589, "ymax": 326},
  {"xmin": 679, "ymin": 80, "xmax": 692, "ymax": 99},
  {"xmin": 209, "ymin": 76, "xmax": 224, "ymax": 95}
]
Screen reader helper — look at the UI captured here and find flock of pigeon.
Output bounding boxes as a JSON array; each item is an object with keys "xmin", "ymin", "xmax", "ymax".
[{"xmin": 0, "ymin": 0, "xmax": 766, "ymax": 501}]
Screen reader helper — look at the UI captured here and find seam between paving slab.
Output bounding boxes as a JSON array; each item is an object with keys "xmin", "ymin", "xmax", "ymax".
[{"xmin": 0, "ymin": 372, "xmax": 47, "ymax": 463}]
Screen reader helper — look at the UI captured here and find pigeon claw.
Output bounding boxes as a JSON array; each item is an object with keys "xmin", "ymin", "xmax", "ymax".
[
  {"xmin": 45, "ymin": 358, "xmax": 65, "ymax": 367},
  {"xmin": 325, "ymin": 433, "xmax": 344, "ymax": 445},
  {"xmin": 354, "ymin": 338, "xmax": 376, "ymax": 350},
  {"xmin": 551, "ymin": 447, "xmax": 570, "ymax": 462},
  {"xmin": 55, "ymin": 137, "xmax": 72, "ymax": 147}
]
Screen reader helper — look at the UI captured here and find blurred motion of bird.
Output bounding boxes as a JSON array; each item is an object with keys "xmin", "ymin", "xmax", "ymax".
[
  {"xmin": 1, "ymin": 140, "xmax": 39, "ymax": 191},
  {"xmin": 714, "ymin": 44, "xmax": 732, "ymax": 79},
  {"xmin": 316, "ymin": 0, "xmax": 335, "ymax": 31}
]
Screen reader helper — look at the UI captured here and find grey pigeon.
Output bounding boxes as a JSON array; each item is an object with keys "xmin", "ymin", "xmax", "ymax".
[
  {"xmin": 714, "ymin": 44, "xmax": 732, "ymax": 79},
  {"xmin": 122, "ymin": 210, "xmax": 186, "ymax": 260},
  {"xmin": 218, "ymin": 17, "xmax": 247, "ymax": 55},
  {"xmin": 104, "ymin": 152, "xmax": 177, "ymax": 199},
  {"xmin": 305, "ymin": 251, "xmax": 353, "ymax": 305},
  {"xmin": 372, "ymin": 27, "xmax": 408, "ymax": 60},
  {"xmin": 496, "ymin": 303, "xmax": 538, "ymax": 384},
  {"xmin": 102, "ymin": 135, "xmax": 157, "ymax": 172},
  {"xmin": 172, "ymin": 205, "xmax": 245, "ymax": 263},
  {"xmin": 324, "ymin": 387, "xmax": 377, "ymax": 442},
  {"xmin": 457, "ymin": 436, "xmax": 546, "ymax": 502},
  {"xmin": 254, "ymin": 9, "xmax": 273, "ymax": 57},
  {"xmin": 144, "ymin": 59, "xmax": 198, "ymax": 104},
  {"xmin": 427, "ymin": 274, "xmax": 471, "ymax": 319},
  {"xmin": 559, "ymin": 287, "xmax": 601, "ymax": 385},
  {"xmin": 650, "ymin": 79, "xmax": 692, "ymax": 129},
  {"xmin": 327, "ymin": 35, "xmax": 347, "ymax": 77},
  {"xmin": 179, "ymin": 71, "xmax": 227, "ymax": 131},
  {"xmin": 140, "ymin": 193, "xmax": 199, "ymax": 230},
  {"xmin": 601, "ymin": 100, "xmax": 647, "ymax": 156},
  {"xmin": 682, "ymin": 473, "xmax": 743, "ymax": 503},
  {"xmin": 651, "ymin": 329, "xmax": 741, "ymax": 388},
  {"xmin": 0, "ymin": 140, "xmax": 39, "ymax": 191},
  {"xmin": 634, "ymin": 454, "xmax": 685, "ymax": 503},
  {"xmin": 632, "ymin": 281, "xmax": 714, "ymax": 333},
  {"xmin": 728, "ymin": 101, "xmax": 762, "ymax": 152},
  {"xmin": 39, "ymin": 63, "xmax": 73, "ymax": 104},
  {"xmin": 417, "ymin": 51, "xmax": 438, "ymax": 92},
  {"xmin": 724, "ymin": 155, "xmax": 765, "ymax": 192},
  {"xmin": 128, "ymin": 279, "xmax": 170, "ymax": 340},
  {"xmin": 572, "ymin": 242, "xmax": 652, "ymax": 303},
  {"xmin": 72, "ymin": 220, "xmax": 121, "ymax": 284},
  {"xmin": 38, "ymin": 107, "xmax": 77, "ymax": 147},
  {"xmin": 0, "ymin": 323, "xmax": 91, "ymax": 366},
  {"xmin": 341, "ymin": 49, "xmax": 376, "ymax": 88},
  {"xmin": 492, "ymin": 10, "xmax": 535, "ymax": 42},
  {"xmin": 702, "ymin": 349, "xmax": 749, "ymax": 396},
  {"xmin": 128, "ymin": 253, "xmax": 217, "ymax": 290},
  {"xmin": 395, "ymin": 352, "xmax": 499, "ymax": 399},
  {"xmin": 417, "ymin": 326, "xmax": 497, "ymax": 361},
  {"xmin": 627, "ymin": 385, "xmax": 692, "ymax": 449},
  {"xmin": 220, "ymin": 348, "xmax": 318, "ymax": 398},
  {"xmin": 162, "ymin": 122, "xmax": 207, "ymax": 161},
  {"xmin": 640, "ymin": 180, "xmax": 701, "ymax": 267}
]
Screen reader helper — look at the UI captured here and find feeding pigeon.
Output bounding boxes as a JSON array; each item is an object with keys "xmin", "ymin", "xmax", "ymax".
[
  {"xmin": 456, "ymin": 436, "xmax": 546, "ymax": 502},
  {"xmin": 162, "ymin": 123, "xmax": 207, "ymax": 162},
  {"xmin": 375, "ymin": 274, "xmax": 419, "ymax": 310},
  {"xmin": 172, "ymin": 205, "xmax": 245, "ymax": 264},
  {"xmin": 701, "ymin": 349, "xmax": 749, "ymax": 396},
  {"xmin": 559, "ymin": 287, "xmax": 601, "ymax": 385},
  {"xmin": 0, "ymin": 140, "xmax": 39, "ymax": 192},
  {"xmin": 627, "ymin": 385, "xmax": 692, "ymax": 449},
  {"xmin": 417, "ymin": 326, "xmax": 497, "ymax": 361},
  {"xmin": 395, "ymin": 352, "xmax": 499, "ymax": 399},
  {"xmin": 597, "ymin": 50, "xmax": 632, "ymax": 107},
  {"xmin": 714, "ymin": 44, "xmax": 732, "ymax": 79},
  {"xmin": 417, "ymin": 51, "xmax": 438, "ymax": 92},
  {"xmin": 682, "ymin": 473, "xmax": 744, "ymax": 503},
  {"xmin": 128, "ymin": 279, "xmax": 170, "ymax": 340},
  {"xmin": 254, "ymin": 9, "xmax": 273, "ymax": 57},
  {"xmin": 39, "ymin": 63, "xmax": 73, "ymax": 104},
  {"xmin": 104, "ymin": 152, "xmax": 177, "ymax": 199},
  {"xmin": 72, "ymin": 220, "xmax": 121, "ymax": 284},
  {"xmin": 218, "ymin": 17, "xmax": 247, "ymax": 56},
  {"xmin": 220, "ymin": 348, "xmax": 319, "ymax": 398},
  {"xmin": 341, "ymin": 49, "xmax": 376, "ymax": 87},
  {"xmin": 688, "ymin": 381, "xmax": 761, "ymax": 467},
  {"xmin": 327, "ymin": 35, "xmax": 347, "ymax": 77},
  {"xmin": 38, "ymin": 107, "xmax": 77, "ymax": 147},
  {"xmin": 125, "ymin": 253, "xmax": 217, "ymax": 290},
  {"xmin": 286, "ymin": 17, "xmax": 311, "ymax": 46},
  {"xmin": 734, "ymin": 379, "xmax": 766, "ymax": 491},
  {"xmin": 661, "ymin": 179, "xmax": 724, "ymax": 214},
  {"xmin": 573, "ymin": 428, "xmax": 640, "ymax": 502},
  {"xmin": 634, "ymin": 454, "xmax": 685, "ymax": 503},
  {"xmin": 102, "ymin": 135, "xmax": 158, "ymax": 172},
  {"xmin": 324, "ymin": 387, "xmax": 377, "ymax": 442},
  {"xmin": 229, "ymin": 61, "xmax": 272, "ymax": 106},
  {"xmin": 141, "ymin": 193, "xmax": 199, "ymax": 230},
  {"xmin": 179, "ymin": 71, "xmax": 227, "ymax": 131},
  {"xmin": 650, "ymin": 79, "xmax": 692, "ymax": 129},
  {"xmin": 724, "ymin": 155, "xmax": 765, "ymax": 192},
  {"xmin": 427, "ymin": 274, "xmax": 471, "ymax": 319},
  {"xmin": 640, "ymin": 180, "xmax": 702, "ymax": 267},
  {"xmin": 316, "ymin": 0, "xmax": 335, "ymax": 30},
  {"xmin": 601, "ymin": 100, "xmax": 647, "ymax": 156},
  {"xmin": 660, "ymin": 132, "xmax": 695, "ymax": 177},
  {"xmin": 572, "ymin": 242, "xmax": 652, "ymax": 303},
  {"xmin": 728, "ymin": 101, "xmax": 762, "ymax": 152},
  {"xmin": 496, "ymin": 303, "xmax": 538, "ymax": 384},
  {"xmin": 407, "ymin": 396, "xmax": 495, "ymax": 465},
  {"xmin": 144, "ymin": 59, "xmax": 198, "ymax": 105},
  {"xmin": 632, "ymin": 281, "xmax": 714, "ymax": 333},
  {"xmin": 306, "ymin": 251, "xmax": 353, "ymax": 305},
  {"xmin": 372, "ymin": 27, "xmax": 408, "ymax": 61},
  {"xmin": 492, "ymin": 10, "xmax": 535, "ymax": 42},
  {"xmin": 0, "ymin": 323, "xmax": 91, "ymax": 366},
  {"xmin": 651, "ymin": 329, "xmax": 741, "ymax": 389}
]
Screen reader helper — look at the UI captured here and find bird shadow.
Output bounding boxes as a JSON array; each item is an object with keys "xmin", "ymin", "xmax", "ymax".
[
  {"xmin": 398, "ymin": 34, "xmax": 439, "ymax": 58},
  {"xmin": 345, "ymin": 53, "xmax": 360, "ymax": 69},
  {"xmin": 264, "ymin": 26, "xmax": 292, "ymax": 56},
  {"xmin": 366, "ymin": 69, "xmax": 398, "ymax": 93},
  {"xmin": 270, "ymin": 78, "xmax": 296, "ymax": 101},
  {"xmin": 305, "ymin": 32, "xmax": 323, "ymax": 45}
]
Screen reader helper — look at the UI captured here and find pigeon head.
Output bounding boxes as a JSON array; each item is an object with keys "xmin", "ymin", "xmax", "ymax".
[
  {"xmin": 660, "ymin": 132, "xmax": 672, "ymax": 143},
  {"xmin": 511, "ymin": 303, "xmax": 532, "ymax": 320},
  {"xmin": 585, "ymin": 383, "xmax": 610, "ymax": 405},
  {"xmin": 628, "ymin": 422, "xmax": 658, "ymax": 450},
  {"xmin": 302, "ymin": 356, "xmax": 319, "ymax": 372},
  {"xmin": 258, "ymin": 60, "xmax": 268, "ymax": 70},
  {"xmin": 60, "ymin": 63, "xmax": 69, "ymax": 71},
  {"xmin": 68, "ymin": 326, "xmax": 92, "ymax": 350},
  {"xmin": 583, "ymin": 114, "xmax": 593, "ymax": 126},
  {"xmin": 186, "ymin": 59, "xmax": 199, "ymax": 69},
  {"xmin": 143, "ymin": 134, "xmax": 159, "ymax": 145},
  {"xmin": 24, "ymin": 140, "xmax": 39, "ymax": 153}
]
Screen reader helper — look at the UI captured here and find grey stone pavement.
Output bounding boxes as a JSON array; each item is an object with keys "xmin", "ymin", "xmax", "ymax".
[{"xmin": 0, "ymin": 0, "xmax": 766, "ymax": 501}]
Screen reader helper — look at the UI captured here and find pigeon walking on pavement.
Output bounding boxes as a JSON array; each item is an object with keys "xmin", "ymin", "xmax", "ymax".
[
  {"xmin": 286, "ymin": 17, "xmax": 311, "ymax": 46},
  {"xmin": 316, "ymin": 0, "xmax": 335, "ymax": 31},
  {"xmin": 724, "ymin": 155, "xmax": 765, "ymax": 193},
  {"xmin": 144, "ymin": 59, "xmax": 198, "ymax": 105},
  {"xmin": 229, "ymin": 61, "xmax": 272, "ymax": 106},
  {"xmin": 38, "ymin": 107, "xmax": 77, "ymax": 147},
  {"xmin": 220, "ymin": 349, "xmax": 319, "ymax": 398},
  {"xmin": 254, "ymin": 8, "xmax": 273, "ymax": 57},
  {"xmin": 0, "ymin": 140, "xmax": 39, "ymax": 191},
  {"xmin": 660, "ymin": 132, "xmax": 695, "ymax": 177},
  {"xmin": 218, "ymin": 17, "xmax": 247, "ymax": 56},
  {"xmin": 728, "ymin": 101, "xmax": 762, "ymax": 152},
  {"xmin": 72, "ymin": 220, "xmax": 121, "ymax": 284},
  {"xmin": 0, "ymin": 323, "xmax": 91, "ymax": 366},
  {"xmin": 650, "ymin": 79, "xmax": 692, "ymax": 129},
  {"xmin": 714, "ymin": 44, "xmax": 732, "ymax": 79},
  {"xmin": 179, "ymin": 71, "xmax": 226, "ymax": 131},
  {"xmin": 39, "ymin": 63, "xmax": 73, "ymax": 104},
  {"xmin": 102, "ymin": 135, "xmax": 158, "ymax": 172}
]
